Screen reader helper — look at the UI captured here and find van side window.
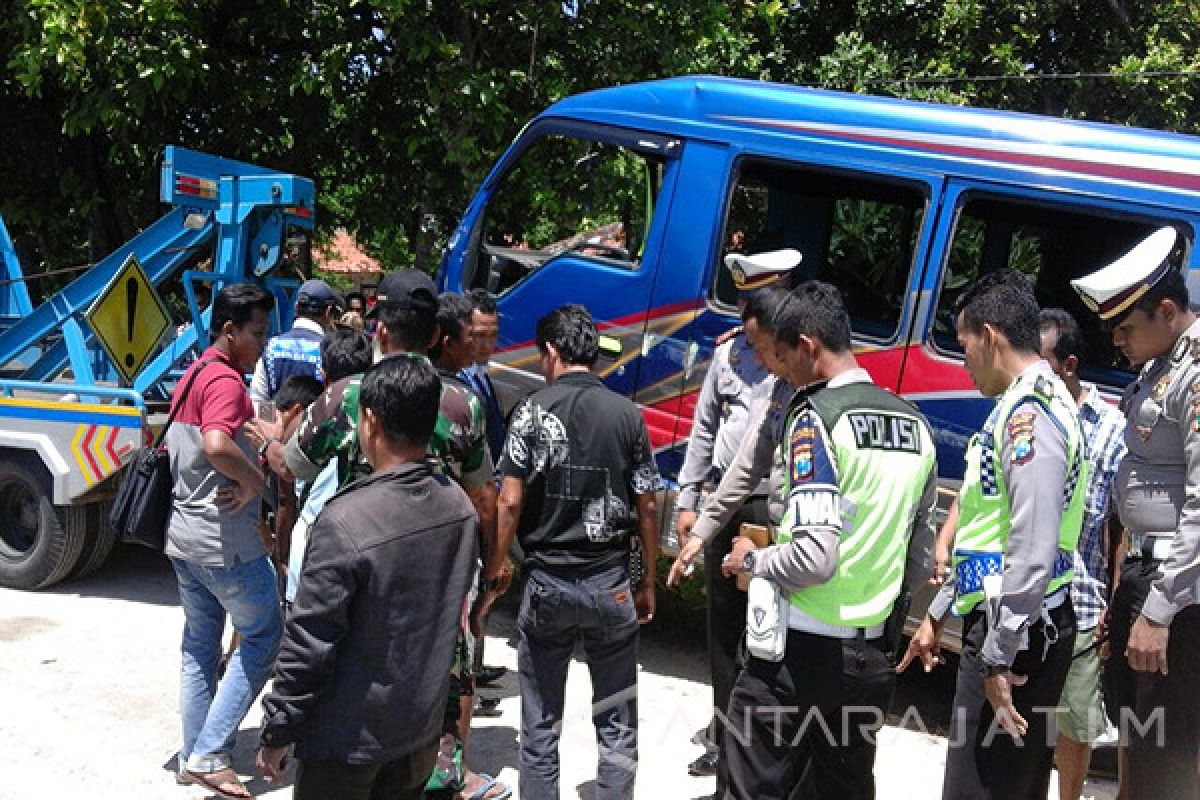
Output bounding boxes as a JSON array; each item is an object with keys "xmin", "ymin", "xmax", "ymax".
[
  {"xmin": 715, "ymin": 160, "xmax": 925, "ymax": 341},
  {"xmin": 934, "ymin": 194, "xmax": 1187, "ymax": 385},
  {"xmin": 468, "ymin": 134, "xmax": 665, "ymax": 295}
]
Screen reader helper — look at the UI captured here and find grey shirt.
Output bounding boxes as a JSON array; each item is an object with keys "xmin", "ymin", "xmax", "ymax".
[
  {"xmin": 691, "ymin": 375, "xmax": 794, "ymax": 543},
  {"xmin": 1115, "ymin": 316, "xmax": 1200, "ymax": 625},
  {"xmin": 675, "ymin": 334, "xmax": 772, "ymax": 511},
  {"xmin": 929, "ymin": 361, "xmax": 1074, "ymax": 668}
]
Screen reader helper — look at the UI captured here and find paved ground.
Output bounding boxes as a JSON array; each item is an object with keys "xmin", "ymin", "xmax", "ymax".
[{"xmin": 0, "ymin": 545, "xmax": 1118, "ymax": 799}]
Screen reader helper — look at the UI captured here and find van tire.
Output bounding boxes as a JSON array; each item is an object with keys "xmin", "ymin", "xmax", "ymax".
[
  {"xmin": 0, "ymin": 455, "xmax": 83, "ymax": 590},
  {"xmin": 70, "ymin": 503, "xmax": 117, "ymax": 580}
]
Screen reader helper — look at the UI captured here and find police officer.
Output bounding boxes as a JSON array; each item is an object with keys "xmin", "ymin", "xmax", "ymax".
[
  {"xmin": 673, "ymin": 250, "xmax": 796, "ymax": 777},
  {"xmin": 719, "ymin": 281, "xmax": 938, "ymax": 800},
  {"xmin": 1071, "ymin": 226, "xmax": 1200, "ymax": 799},
  {"xmin": 902, "ymin": 269, "xmax": 1086, "ymax": 799}
]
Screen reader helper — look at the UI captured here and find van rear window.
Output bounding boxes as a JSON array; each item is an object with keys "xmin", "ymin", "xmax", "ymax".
[
  {"xmin": 714, "ymin": 160, "xmax": 926, "ymax": 342},
  {"xmin": 933, "ymin": 194, "xmax": 1187, "ymax": 388}
]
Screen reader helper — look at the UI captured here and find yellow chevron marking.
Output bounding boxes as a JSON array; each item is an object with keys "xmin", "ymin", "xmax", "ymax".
[{"xmin": 70, "ymin": 424, "xmax": 96, "ymax": 484}]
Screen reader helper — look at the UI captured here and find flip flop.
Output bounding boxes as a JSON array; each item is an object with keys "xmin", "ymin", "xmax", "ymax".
[
  {"xmin": 463, "ymin": 772, "xmax": 511, "ymax": 800},
  {"xmin": 186, "ymin": 767, "xmax": 253, "ymax": 799}
]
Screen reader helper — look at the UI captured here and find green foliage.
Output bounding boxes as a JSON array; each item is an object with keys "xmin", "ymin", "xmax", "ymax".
[{"xmin": 1, "ymin": 0, "xmax": 1199, "ymax": 281}]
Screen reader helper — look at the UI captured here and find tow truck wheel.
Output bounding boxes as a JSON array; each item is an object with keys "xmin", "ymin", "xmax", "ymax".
[
  {"xmin": 0, "ymin": 455, "xmax": 85, "ymax": 590},
  {"xmin": 69, "ymin": 503, "xmax": 117, "ymax": 580}
]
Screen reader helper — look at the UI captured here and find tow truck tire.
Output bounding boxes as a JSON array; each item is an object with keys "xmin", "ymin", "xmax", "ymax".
[
  {"xmin": 70, "ymin": 503, "xmax": 117, "ymax": 580},
  {"xmin": 0, "ymin": 455, "xmax": 84, "ymax": 590}
]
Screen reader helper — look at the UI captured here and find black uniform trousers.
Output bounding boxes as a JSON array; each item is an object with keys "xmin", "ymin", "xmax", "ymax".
[
  {"xmin": 705, "ymin": 497, "xmax": 769, "ymax": 740},
  {"xmin": 293, "ymin": 738, "xmax": 439, "ymax": 800},
  {"xmin": 720, "ymin": 629, "xmax": 895, "ymax": 800},
  {"xmin": 942, "ymin": 598, "xmax": 1075, "ymax": 800},
  {"xmin": 1105, "ymin": 558, "xmax": 1200, "ymax": 800}
]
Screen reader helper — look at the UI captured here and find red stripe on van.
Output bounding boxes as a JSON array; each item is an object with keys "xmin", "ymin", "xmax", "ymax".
[{"xmin": 739, "ymin": 118, "xmax": 1200, "ymax": 192}]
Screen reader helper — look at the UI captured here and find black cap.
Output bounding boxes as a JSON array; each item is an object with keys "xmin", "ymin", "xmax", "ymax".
[{"xmin": 367, "ymin": 270, "xmax": 438, "ymax": 317}]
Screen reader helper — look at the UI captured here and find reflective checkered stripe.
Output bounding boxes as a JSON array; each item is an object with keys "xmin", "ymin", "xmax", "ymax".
[
  {"xmin": 951, "ymin": 374, "xmax": 1087, "ymax": 616},
  {"xmin": 776, "ymin": 383, "xmax": 937, "ymax": 628}
]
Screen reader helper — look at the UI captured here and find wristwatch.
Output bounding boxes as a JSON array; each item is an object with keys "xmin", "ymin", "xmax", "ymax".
[
  {"xmin": 979, "ymin": 661, "xmax": 1008, "ymax": 678},
  {"xmin": 741, "ymin": 549, "xmax": 758, "ymax": 575}
]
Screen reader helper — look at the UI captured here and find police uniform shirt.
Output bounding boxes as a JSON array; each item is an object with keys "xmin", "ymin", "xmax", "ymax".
[
  {"xmin": 675, "ymin": 333, "xmax": 772, "ymax": 512},
  {"xmin": 691, "ymin": 374, "xmax": 794, "ymax": 542},
  {"xmin": 1116, "ymin": 316, "xmax": 1200, "ymax": 625},
  {"xmin": 929, "ymin": 360, "xmax": 1074, "ymax": 667}
]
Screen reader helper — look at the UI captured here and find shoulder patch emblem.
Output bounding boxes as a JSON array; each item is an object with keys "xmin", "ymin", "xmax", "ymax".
[
  {"xmin": 1191, "ymin": 338, "xmax": 1200, "ymax": 362},
  {"xmin": 791, "ymin": 420, "xmax": 816, "ymax": 483},
  {"xmin": 1192, "ymin": 395, "xmax": 1200, "ymax": 433},
  {"xmin": 1152, "ymin": 373, "xmax": 1172, "ymax": 403},
  {"xmin": 1007, "ymin": 410, "xmax": 1037, "ymax": 465}
]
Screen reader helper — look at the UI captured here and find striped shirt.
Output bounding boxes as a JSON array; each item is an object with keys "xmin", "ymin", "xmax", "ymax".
[{"xmin": 1072, "ymin": 384, "xmax": 1127, "ymax": 630}]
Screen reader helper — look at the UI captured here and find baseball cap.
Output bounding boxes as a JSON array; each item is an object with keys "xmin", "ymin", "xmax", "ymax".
[
  {"xmin": 367, "ymin": 270, "xmax": 438, "ymax": 317},
  {"xmin": 296, "ymin": 279, "xmax": 339, "ymax": 313}
]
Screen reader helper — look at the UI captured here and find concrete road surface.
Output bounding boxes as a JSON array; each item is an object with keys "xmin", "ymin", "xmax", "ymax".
[{"xmin": 0, "ymin": 545, "xmax": 1117, "ymax": 799}]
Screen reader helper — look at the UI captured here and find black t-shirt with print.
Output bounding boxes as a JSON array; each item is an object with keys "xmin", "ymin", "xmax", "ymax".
[{"xmin": 499, "ymin": 371, "xmax": 661, "ymax": 570}]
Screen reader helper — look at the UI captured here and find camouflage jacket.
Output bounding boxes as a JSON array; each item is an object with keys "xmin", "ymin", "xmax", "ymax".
[{"xmin": 283, "ymin": 355, "xmax": 493, "ymax": 491}]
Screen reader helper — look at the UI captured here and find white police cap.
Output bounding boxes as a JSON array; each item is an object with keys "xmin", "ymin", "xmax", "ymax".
[
  {"xmin": 1070, "ymin": 227, "xmax": 1179, "ymax": 320},
  {"xmin": 724, "ymin": 248, "xmax": 802, "ymax": 291}
]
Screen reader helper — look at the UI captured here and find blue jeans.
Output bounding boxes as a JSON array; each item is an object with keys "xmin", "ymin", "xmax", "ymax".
[
  {"xmin": 170, "ymin": 554, "xmax": 283, "ymax": 772},
  {"xmin": 518, "ymin": 562, "xmax": 639, "ymax": 800}
]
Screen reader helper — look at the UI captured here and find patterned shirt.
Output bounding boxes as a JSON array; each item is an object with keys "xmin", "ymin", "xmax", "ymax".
[
  {"xmin": 499, "ymin": 371, "xmax": 662, "ymax": 570},
  {"xmin": 284, "ymin": 353, "xmax": 493, "ymax": 490},
  {"xmin": 1072, "ymin": 384, "xmax": 1127, "ymax": 630}
]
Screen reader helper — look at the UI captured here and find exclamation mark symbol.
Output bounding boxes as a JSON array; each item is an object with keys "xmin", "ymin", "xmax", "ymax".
[{"xmin": 124, "ymin": 278, "xmax": 138, "ymax": 369}]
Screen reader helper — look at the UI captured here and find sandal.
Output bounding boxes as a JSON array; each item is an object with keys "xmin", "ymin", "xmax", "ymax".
[
  {"xmin": 186, "ymin": 767, "xmax": 253, "ymax": 799},
  {"xmin": 461, "ymin": 772, "xmax": 511, "ymax": 800}
]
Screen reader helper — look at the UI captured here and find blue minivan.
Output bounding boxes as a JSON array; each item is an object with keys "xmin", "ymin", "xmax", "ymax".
[{"xmin": 438, "ymin": 74, "xmax": 1200, "ymax": 554}]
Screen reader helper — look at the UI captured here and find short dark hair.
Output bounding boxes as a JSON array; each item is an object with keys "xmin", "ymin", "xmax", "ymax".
[
  {"xmin": 431, "ymin": 293, "xmax": 474, "ymax": 360},
  {"xmin": 536, "ymin": 304, "xmax": 599, "ymax": 366},
  {"xmin": 345, "ymin": 291, "xmax": 366, "ymax": 308},
  {"xmin": 1132, "ymin": 268, "xmax": 1190, "ymax": 317},
  {"xmin": 210, "ymin": 284, "xmax": 274, "ymax": 334},
  {"xmin": 377, "ymin": 304, "xmax": 438, "ymax": 353},
  {"xmin": 772, "ymin": 281, "xmax": 852, "ymax": 352},
  {"xmin": 466, "ymin": 288, "xmax": 498, "ymax": 316},
  {"xmin": 954, "ymin": 269, "xmax": 1041, "ymax": 354},
  {"xmin": 1039, "ymin": 308, "xmax": 1085, "ymax": 363},
  {"xmin": 359, "ymin": 355, "xmax": 441, "ymax": 447},
  {"xmin": 273, "ymin": 374, "xmax": 324, "ymax": 412},
  {"xmin": 320, "ymin": 328, "xmax": 373, "ymax": 383},
  {"xmin": 741, "ymin": 287, "xmax": 787, "ymax": 331}
]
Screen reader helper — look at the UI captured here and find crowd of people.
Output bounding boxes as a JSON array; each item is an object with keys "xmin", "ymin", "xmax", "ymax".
[{"xmin": 159, "ymin": 224, "xmax": 1199, "ymax": 800}]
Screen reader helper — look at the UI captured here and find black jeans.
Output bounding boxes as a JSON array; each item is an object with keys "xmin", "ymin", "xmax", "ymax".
[
  {"xmin": 706, "ymin": 498, "xmax": 768, "ymax": 740},
  {"xmin": 721, "ymin": 630, "xmax": 896, "ymax": 800},
  {"xmin": 1105, "ymin": 558, "xmax": 1200, "ymax": 800},
  {"xmin": 518, "ymin": 562, "xmax": 639, "ymax": 800},
  {"xmin": 942, "ymin": 599, "xmax": 1076, "ymax": 800},
  {"xmin": 293, "ymin": 739, "xmax": 439, "ymax": 800}
]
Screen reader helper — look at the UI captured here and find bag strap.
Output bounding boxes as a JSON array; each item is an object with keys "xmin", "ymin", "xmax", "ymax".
[{"xmin": 153, "ymin": 357, "xmax": 224, "ymax": 449}]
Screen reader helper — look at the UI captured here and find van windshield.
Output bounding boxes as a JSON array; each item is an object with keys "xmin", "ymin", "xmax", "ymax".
[{"xmin": 469, "ymin": 134, "xmax": 666, "ymax": 294}]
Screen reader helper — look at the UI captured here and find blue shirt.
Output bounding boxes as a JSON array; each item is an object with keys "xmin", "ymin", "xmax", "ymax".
[{"xmin": 1072, "ymin": 384, "xmax": 1127, "ymax": 630}]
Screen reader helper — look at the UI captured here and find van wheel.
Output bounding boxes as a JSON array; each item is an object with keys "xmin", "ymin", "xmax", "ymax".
[
  {"xmin": 70, "ymin": 503, "xmax": 117, "ymax": 580},
  {"xmin": 0, "ymin": 456, "xmax": 83, "ymax": 590}
]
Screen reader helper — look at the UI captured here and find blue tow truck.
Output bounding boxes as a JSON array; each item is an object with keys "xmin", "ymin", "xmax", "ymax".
[{"xmin": 0, "ymin": 147, "xmax": 314, "ymax": 590}]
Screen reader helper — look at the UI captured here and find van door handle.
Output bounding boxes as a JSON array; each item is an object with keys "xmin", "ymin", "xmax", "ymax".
[{"xmin": 683, "ymin": 341, "xmax": 700, "ymax": 381}]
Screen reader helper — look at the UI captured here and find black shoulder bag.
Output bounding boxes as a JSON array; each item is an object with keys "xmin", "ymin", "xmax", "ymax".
[{"xmin": 109, "ymin": 359, "xmax": 216, "ymax": 551}]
